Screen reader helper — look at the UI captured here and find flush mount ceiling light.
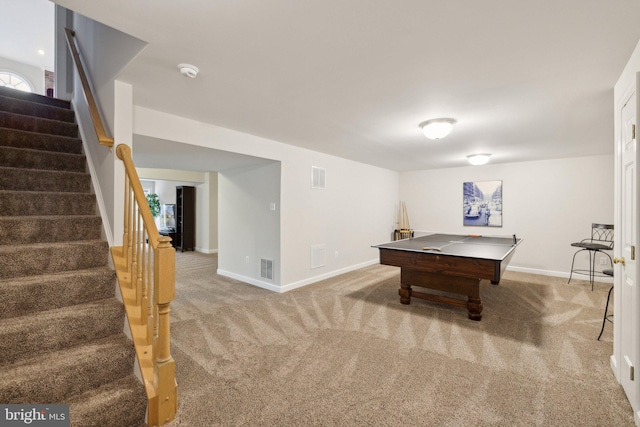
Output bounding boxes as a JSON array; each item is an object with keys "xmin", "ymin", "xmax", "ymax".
[
  {"xmin": 178, "ymin": 63, "xmax": 199, "ymax": 78},
  {"xmin": 419, "ymin": 118, "xmax": 456, "ymax": 140},
  {"xmin": 467, "ymin": 153, "xmax": 491, "ymax": 166}
]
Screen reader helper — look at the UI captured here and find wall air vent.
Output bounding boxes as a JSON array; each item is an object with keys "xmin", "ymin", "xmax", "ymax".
[
  {"xmin": 310, "ymin": 244, "xmax": 326, "ymax": 269},
  {"xmin": 260, "ymin": 258, "xmax": 274, "ymax": 281},
  {"xmin": 311, "ymin": 166, "xmax": 326, "ymax": 189}
]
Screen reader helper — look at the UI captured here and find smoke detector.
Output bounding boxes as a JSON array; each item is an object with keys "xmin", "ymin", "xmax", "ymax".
[{"xmin": 178, "ymin": 63, "xmax": 199, "ymax": 79}]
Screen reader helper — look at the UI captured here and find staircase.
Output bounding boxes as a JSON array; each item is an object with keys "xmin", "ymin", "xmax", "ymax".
[{"xmin": 0, "ymin": 87, "xmax": 147, "ymax": 426}]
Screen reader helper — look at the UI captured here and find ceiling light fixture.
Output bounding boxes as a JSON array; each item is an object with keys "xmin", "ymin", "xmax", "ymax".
[
  {"xmin": 467, "ymin": 153, "xmax": 491, "ymax": 166},
  {"xmin": 419, "ymin": 118, "xmax": 456, "ymax": 140},
  {"xmin": 178, "ymin": 63, "xmax": 199, "ymax": 79}
]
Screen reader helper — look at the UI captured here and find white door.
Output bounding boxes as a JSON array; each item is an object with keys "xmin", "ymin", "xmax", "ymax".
[{"xmin": 618, "ymin": 87, "xmax": 637, "ymax": 405}]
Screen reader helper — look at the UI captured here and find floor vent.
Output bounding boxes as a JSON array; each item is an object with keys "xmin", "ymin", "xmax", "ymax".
[
  {"xmin": 311, "ymin": 166, "xmax": 326, "ymax": 189},
  {"xmin": 260, "ymin": 258, "xmax": 274, "ymax": 281},
  {"xmin": 311, "ymin": 244, "xmax": 326, "ymax": 269}
]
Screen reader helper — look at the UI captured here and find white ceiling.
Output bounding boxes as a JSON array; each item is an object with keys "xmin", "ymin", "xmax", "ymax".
[{"xmin": 5, "ymin": 1, "xmax": 640, "ymax": 172}]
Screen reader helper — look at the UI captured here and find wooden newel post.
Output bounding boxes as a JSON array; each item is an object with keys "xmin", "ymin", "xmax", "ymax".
[{"xmin": 151, "ymin": 237, "xmax": 177, "ymax": 426}]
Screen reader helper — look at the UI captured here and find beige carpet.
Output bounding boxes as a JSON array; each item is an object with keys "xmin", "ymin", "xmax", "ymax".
[{"xmin": 166, "ymin": 252, "xmax": 631, "ymax": 426}]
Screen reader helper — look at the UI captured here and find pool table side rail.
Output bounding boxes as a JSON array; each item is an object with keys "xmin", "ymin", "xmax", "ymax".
[{"xmin": 379, "ymin": 245, "xmax": 517, "ymax": 283}]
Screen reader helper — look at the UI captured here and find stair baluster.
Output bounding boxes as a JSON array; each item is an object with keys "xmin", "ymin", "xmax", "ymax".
[{"xmin": 113, "ymin": 144, "xmax": 177, "ymax": 426}]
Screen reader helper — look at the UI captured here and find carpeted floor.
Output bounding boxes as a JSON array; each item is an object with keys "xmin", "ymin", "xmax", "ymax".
[{"xmin": 166, "ymin": 252, "xmax": 631, "ymax": 426}]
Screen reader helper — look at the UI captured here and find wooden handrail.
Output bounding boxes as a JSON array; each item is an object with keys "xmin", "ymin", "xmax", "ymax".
[
  {"xmin": 64, "ymin": 27, "xmax": 176, "ymax": 425},
  {"xmin": 64, "ymin": 28, "xmax": 114, "ymax": 147},
  {"xmin": 116, "ymin": 145, "xmax": 161, "ymax": 245},
  {"xmin": 113, "ymin": 144, "xmax": 177, "ymax": 426}
]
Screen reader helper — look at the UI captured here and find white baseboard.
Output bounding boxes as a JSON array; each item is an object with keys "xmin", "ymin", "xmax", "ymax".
[
  {"xmin": 280, "ymin": 259, "xmax": 380, "ymax": 293},
  {"xmin": 507, "ymin": 265, "xmax": 614, "ymax": 284},
  {"xmin": 610, "ymin": 355, "xmax": 619, "ymax": 382},
  {"xmin": 218, "ymin": 262, "xmax": 613, "ymax": 294},
  {"xmin": 195, "ymin": 247, "xmax": 218, "ymax": 254},
  {"xmin": 217, "ymin": 259, "xmax": 379, "ymax": 294},
  {"xmin": 217, "ymin": 269, "xmax": 281, "ymax": 293}
]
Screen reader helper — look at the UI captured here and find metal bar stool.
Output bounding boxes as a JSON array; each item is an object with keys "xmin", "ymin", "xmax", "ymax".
[
  {"xmin": 569, "ymin": 223, "xmax": 614, "ymax": 291},
  {"xmin": 597, "ymin": 268, "xmax": 614, "ymax": 341}
]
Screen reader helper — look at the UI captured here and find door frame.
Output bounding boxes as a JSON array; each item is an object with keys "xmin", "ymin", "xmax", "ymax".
[{"xmin": 614, "ymin": 72, "xmax": 640, "ymax": 423}]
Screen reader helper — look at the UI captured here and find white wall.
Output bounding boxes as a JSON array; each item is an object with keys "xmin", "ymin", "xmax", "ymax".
[
  {"xmin": 205, "ymin": 172, "xmax": 218, "ymax": 254},
  {"xmin": 280, "ymin": 151, "xmax": 399, "ymax": 289},
  {"xmin": 0, "ymin": 56, "xmax": 44, "ymax": 94},
  {"xmin": 61, "ymin": 12, "xmax": 146, "ymax": 244},
  {"xmin": 400, "ymin": 155, "xmax": 614, "ymax": 276},
  {"xmin": 72, "ymin": 13, "xmax": 146, "ymax": 135},
  {"xmin": 153, "ymin": 180, "xmax": 197, "ymax": 206},
  {"xmin": 133, "ymin": 106, "xmax": 399, "ymax": 291},
  {"xmin": 219, "ymin": 163, "xmax": 281, "ymax": 288},
  {"xmin": 54, "ymin": 5, "xmax": 72, "ymax": 101}
]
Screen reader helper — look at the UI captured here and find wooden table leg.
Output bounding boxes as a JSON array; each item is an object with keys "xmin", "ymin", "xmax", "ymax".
[
  {"xmin": 398, "ymin": 269, "xmax": 486, "ymax": 320},
  {"xmin": 467, "ymin": 296, "xmax": 483, "ymax": 321},
  {"xmin": 399, "ymin": 283, "xmax": 411, "ymax": 304}
]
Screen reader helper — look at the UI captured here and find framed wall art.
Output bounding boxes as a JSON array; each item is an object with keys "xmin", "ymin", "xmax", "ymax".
[{"xmin": 463, "ymin": 180, "xmax": 502, "ymax": 227}]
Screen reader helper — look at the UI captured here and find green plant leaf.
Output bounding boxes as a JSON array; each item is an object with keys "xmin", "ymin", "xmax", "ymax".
[{"xmin": 146, "ymin": 193, "xmax": 161, "ymax": 217}]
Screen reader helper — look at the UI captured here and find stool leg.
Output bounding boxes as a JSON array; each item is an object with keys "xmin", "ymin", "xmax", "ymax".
[
  {"xmin": 592, "ymin": 251, "xmax": 596, "ymax": 291},
  {"xmin": 568, "ymin": 249, "xmax": 584, "ymax": 284},
  {"xmin": 597, "ymin": 285, "xmax": 614, "ymax": 341}
]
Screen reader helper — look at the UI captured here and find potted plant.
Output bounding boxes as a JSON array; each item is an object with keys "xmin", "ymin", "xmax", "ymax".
[{"xmin": 146, "ymin": 193, "xmax": 160, "ymax": 218}]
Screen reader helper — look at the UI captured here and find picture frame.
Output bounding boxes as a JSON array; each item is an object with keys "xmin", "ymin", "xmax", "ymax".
[{"xmin": 463, "ymin": 180, "xmax": 502, "ymax": 227}]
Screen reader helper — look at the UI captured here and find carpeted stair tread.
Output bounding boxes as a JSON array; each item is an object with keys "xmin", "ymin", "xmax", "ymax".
[
  {"xmin": 0, "ymin": 298, "xmax": 125, "ymax": 366},
  {"xmin": 0, "ymin": 127, "xmax": 83, "ymax": 154},
  {"xmin": 0, "ymin": 95, "xmax": 75, "ymax": 123},
  {"xmin": 0, "ymin": 215, "xmax": 102, "ymax": 245},
  {"xmin": 0, "ymin": 191, "xmax": 96, "ymax": 216},
  {"xmin": 0, "ymin": 110, "xmax": 78, "ymax": 138},
  {"xmin": 0, "ymin": 86, "xmax": 147, "ymax": 425},
  {"xmin": 67, "ymin": 374, "xmax": 147, "ymax": 427},
  {"xmin": 0, "ymin": 334, "xmax": 136, "ymax": 404},
  {"xmin": 0, "ymin": 267, "xmax": 116, "ymax": 320},
  {"xmin": 0, "ymin": 86, "xmax": 71, "ymax": 110},
  {"xmin": 0, "ymin": 167, "xmax": 91, "ymax": 193},
  {"xmin": 0, "ymin": 240, "xmax": 109, "ymax": 279},
  {"xmin": 0, "ymin": 146, "xmax": 85, "ymax": 172}
]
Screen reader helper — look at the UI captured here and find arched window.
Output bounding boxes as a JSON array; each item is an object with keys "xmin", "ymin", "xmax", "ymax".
[{"xmin": 0, "ymin": 72, "xmax": 33, "ymax": 92}]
